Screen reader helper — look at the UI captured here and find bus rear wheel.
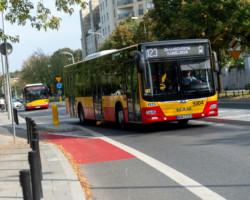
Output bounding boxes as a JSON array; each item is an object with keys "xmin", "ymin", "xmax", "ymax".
[{"xmin": 117, "ymin": 106, "xmax": 125, "ymax": 128}]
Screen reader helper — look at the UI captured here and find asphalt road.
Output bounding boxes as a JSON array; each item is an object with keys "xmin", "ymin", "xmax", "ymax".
[{"xmin": 18, "ymin": 103, "xmax": 250, "ymax": 200}]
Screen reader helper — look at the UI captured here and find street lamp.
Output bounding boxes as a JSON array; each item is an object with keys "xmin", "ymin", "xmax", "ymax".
[
  {"xmin": 60, "ymin": 52, "xmax": 75, "ymax": 64},
  {"xmin": 87, "ymin": 30, "xmax": 105, "ymax": 52},
  {"xmin": 132, "ymin": 16, "xmax": 147, "ymax": 41},
  {"xmin": 88, "ymin": 31, "xmax": 104, "ymax": 38}
]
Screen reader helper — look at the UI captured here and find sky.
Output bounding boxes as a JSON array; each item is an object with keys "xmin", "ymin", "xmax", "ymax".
[{"xmin": 0, "ymin": 2, "xmax": 84, "ymax": 73}]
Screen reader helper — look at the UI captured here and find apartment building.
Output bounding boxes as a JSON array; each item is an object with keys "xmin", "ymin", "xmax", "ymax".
[{"xmin": 80, "ymin": 0, "xmax": 154, "ymax": 59}]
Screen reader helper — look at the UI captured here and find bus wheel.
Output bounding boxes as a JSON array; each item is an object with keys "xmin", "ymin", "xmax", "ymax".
[
  {"xmin": 78, "ymin": 105, "xmax": 85, "ymax": 125},
  {"xmin": 117, "ymin": 106, "xmax": 125, "ymax": 128},
  {"xmin": 178, "ymin": 119, "xmax": 189, "ymax": 125}
]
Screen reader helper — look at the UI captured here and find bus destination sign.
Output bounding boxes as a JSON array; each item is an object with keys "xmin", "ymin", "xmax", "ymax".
[{"xmin": 145, "ymin": 44, "xmax": 206, "ymax": 58}]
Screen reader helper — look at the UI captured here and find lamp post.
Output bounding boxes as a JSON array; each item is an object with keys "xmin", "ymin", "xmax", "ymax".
[
  {"xmin": 132, "ymin": 16, "xmax": 147, "ymax": 41},
  {"xmin": 87, "ymin": 30, "xmax": 104, "ymax": 52},
  {"xmin": 59, "ymin": 52, "xmax": 75, "ymax": 64}
]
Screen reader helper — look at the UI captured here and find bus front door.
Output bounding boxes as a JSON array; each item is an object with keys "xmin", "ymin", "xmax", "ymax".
[
  {"xmin": 68, "ymin": 74, "xmax": 76, "ymax": 117},
  {"xmin": 93, "ymin": 72, "xmax": 103, "ymax": 120},
  {"xmin": 126, "ymin": 62, "xmax": 141, "ymax": 122}
]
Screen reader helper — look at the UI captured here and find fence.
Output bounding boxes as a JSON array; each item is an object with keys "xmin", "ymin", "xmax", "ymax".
[
  {"xmin": 19, "ymin": 118, "xmax": 43, "ymax": 200},
  {"xmin": 218, "ymin": 90, "xmax": 250, "ymax": 98}
]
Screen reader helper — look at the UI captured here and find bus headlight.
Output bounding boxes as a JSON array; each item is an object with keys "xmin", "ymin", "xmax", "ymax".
[
  {"xmin": 210, "ymin": 104, "xmax": 217, "ymax": 109},
  {"xmin": 146, "ymin": 110, "xmax": 157, "ymax": 114}
]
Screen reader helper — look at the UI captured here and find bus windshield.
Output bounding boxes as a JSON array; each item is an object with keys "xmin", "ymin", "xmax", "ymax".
[
  {"xmin": 24, "ymin": 86, "xmax": 48, "ymax": 102},
  {"xmin": 180, "ymin": 58, "xmax": 214, "ymax": 93},
  {"xmin": 142, "ymin": 57, "xmax": 215, "ymax": 101}
]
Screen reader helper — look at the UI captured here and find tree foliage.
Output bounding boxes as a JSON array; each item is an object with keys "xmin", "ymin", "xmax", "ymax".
[
  {"xmin": 20, "ymin": 48, "xmax": 82, "ymax": 93},
  {"xmin": 99, "ymin": 14, "xmax": 157, "ymax": 50},
  {"xmin": 0, "ymin": 0, "xmax": 88, "ymax": 42},
  {"xmin": 150, "ymin": 0, "xmax": 250, "ymax": 54}
]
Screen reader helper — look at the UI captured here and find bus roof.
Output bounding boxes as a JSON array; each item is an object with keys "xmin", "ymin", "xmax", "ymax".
[
  {"xmin": 64, "ymin": 39, "xmax": 210, "ymax": 68},
  {"xmin": 25, "ymin": 83, "xmax": 44, "ymax": 87},
  {"xmin": 84, "ymin": 49, "xmax": 118, "ymax": 61}
]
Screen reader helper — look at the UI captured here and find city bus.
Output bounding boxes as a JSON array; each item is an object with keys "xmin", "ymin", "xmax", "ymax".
[
  {"xmin": 23, "ymin": 83, "xmax": 49, "ymax": 110},
  {"xmin": 64, "ymin": 39, "xmax": 219, "ymax": 127}
]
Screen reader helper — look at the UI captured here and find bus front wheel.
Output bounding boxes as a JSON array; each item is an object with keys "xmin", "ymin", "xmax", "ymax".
[{"xmin": 78, "ymin": 105, "xmax": 85, "ymax": 125}]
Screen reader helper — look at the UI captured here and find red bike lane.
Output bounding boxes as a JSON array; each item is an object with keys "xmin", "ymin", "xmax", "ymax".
[{"xmin": 42, "ymin": 134, "xmax": 135, "ymax": 164}]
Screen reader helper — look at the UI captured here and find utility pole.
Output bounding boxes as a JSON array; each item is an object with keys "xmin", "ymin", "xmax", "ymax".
[{"xmin": 2, "ymin": 9, "xmax": 16, "ymax": 142}]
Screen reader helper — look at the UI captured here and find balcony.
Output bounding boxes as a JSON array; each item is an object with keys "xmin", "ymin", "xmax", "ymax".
[
  {"xmin": 118, "ymin": 11, "xmax": 134, "ymax": 20},
  {"xmin": 117, "ymin": 0, "xmax": 134, "ymax": 6}
]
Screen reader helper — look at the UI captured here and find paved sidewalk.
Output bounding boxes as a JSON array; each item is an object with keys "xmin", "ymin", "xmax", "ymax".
[
  {"xmin": 0, "ymin": 112, "xmax": 86, "ymax": 200},
  {"xmin": 201, "ymin": 98, "xmax": 250, "ymax": 126}
]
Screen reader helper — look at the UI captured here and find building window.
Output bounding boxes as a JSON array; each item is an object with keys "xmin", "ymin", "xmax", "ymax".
[
  {"xmin": 108, "ymin": 25, "xmax": 110, "ymax": 33},
  {"xmin": 107, "ymin": 12, "xmax": 109, "ymax": 20},
  {"xmin": 105, "ymin": 0, "xmax": 107, "ymax": 7}
]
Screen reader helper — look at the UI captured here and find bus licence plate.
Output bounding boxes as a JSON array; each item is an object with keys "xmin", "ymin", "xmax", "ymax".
[
  {"xmin": 177, "ymin": 114, "xmax": 192, "ymax": 120},
  {"xmin": 36, "ymin": 106, "xmax": 40, "ymax": 108}
]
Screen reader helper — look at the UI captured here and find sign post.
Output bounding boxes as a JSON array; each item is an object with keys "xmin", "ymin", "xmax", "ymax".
[
  {"xmin": 56, "ymin": 78, "xmax": 62, "ymax": 104},
  {"xmin": 229, "ymin": 39, "xmax": 242, "ymax": 93}
]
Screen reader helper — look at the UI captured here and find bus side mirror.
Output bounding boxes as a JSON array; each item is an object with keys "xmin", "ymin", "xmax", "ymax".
[
  {"xmin": 212, "ymin": 51, "xmax": 219, "ymax": 72},
  {"xmin": 132, "ymin": 51, "xmax": 145, "ymax": 73}
]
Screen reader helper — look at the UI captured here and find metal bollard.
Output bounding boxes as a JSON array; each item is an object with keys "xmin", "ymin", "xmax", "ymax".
[
  {"xmin": 28, "ymin": 151, "xmax": 43, "ymax": 200},
  {"xmin": 25, "ymin": 117, "xmax": 30, "ymax": 144},
  {"xmin": 20, "ymin": 170, "xmax": 32, "ymax": 200},
  {"xmin": 52, "ymin": 103, "xmax": 60, "ymax": 126},
  {"xmin": 29, "ymin": 120, "xmax": 35, "ymax": 148},
  {"xmin": 32, "ymin": 126, "xmax": 39, "ymax": 141},
  {"xmin": 31, "ymin": 139, "xmax": 43, "ymax": 181},
  {"xmin": 13, "ymin": 108, "xmax": 19, "ymax": 125}
]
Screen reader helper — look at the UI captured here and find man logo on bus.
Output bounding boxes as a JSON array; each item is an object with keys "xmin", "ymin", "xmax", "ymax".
[{"xmin": 177, "ymin": 107, "xmax": 191, "ymax": 112}]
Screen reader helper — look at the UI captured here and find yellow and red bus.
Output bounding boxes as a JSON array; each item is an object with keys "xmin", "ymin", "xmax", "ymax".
[
  {"xmin": 23, "ymin": 83, "xmax": 49, "ymax": 110},
  {"xmin": 64, "ymin": 39, "xmax": 219, "ymax": 127}
]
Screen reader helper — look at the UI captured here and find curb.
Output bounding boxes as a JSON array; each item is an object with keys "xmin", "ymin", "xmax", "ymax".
[
  {"xmin": 200, "ymin": 117, "xmax": 250, "ymax": 126},
  {"xmin": 50, "ymin": 144, "xmax": 86, "ymax": 200}
]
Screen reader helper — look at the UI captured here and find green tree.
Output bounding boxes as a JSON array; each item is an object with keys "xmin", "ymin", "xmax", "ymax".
[
  {"xmin": 150, "ymin": 0, "xmax": 250, "ymax": 92},
  {"xmin": 0, "ymin": 0, "xmax": 88, "ymax": 42},
  {"xmin": 100, "ymin": 15, "xmax": 149, "ymax": 50},
  {"xmin": 21, "ymin": 49, "xmax": 50, "ymax": 84}
]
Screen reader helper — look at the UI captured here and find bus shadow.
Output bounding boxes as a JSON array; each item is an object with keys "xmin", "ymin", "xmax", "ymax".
[{"xmin": 78, "ymin": 120, "xmax": 208, "ymax": 137}]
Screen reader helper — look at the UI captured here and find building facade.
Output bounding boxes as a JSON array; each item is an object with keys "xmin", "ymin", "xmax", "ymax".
[{"xmin": 80, "ymin": 0, "xmax": 154, "ymax": 59}]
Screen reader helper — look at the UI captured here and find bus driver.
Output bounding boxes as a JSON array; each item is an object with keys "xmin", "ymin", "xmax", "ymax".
[{"xmin": 183, "ymin": 70, "xmax": 202, "ymax": 85}]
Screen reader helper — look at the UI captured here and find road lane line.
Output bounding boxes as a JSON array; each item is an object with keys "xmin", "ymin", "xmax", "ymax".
[{"xmin": 79, "ymin": 126, "xmax": 226, "ymax": 200}]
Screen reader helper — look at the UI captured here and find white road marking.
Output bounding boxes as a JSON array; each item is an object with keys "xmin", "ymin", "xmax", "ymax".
[{"xmin": 78, "ymin": 126, "xmax": 226, "ymax": 200}]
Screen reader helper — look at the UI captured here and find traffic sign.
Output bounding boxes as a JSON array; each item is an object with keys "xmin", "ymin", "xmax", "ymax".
[
  {"xmin": 56, "ymin": 77, "xmax": 62, "ymax": 82},
  {"xmin": 56, "ymin": 83, "xmax": 62, "ymax": 89},
  {"xmin": 58, "ymin": 89, "xmax": 62, "ymax": 96},
  {"xmin": 229, "ymin": 38, "xmax": 240, "ymax": 50},
  {"xmin": 230, "ymin": 50, "xmax": 242, "ymax": 62}
]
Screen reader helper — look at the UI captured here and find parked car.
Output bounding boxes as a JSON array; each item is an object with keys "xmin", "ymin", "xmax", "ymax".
[{"xmin": 12, "ymin": 99, "xmax": 23, "ymax": 109}]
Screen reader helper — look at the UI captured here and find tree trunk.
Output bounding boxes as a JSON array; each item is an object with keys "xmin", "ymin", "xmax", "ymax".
[{"xmin": 216, "ymin": 70, "xmax": 224, "ymax": 93}]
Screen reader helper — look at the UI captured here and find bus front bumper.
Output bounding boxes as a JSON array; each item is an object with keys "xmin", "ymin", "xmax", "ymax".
[
  {"xmin": 25, "ymin": 103, "xmax": 49, "ymax": 110},
  {"xmin": 141, "ymin": 101, "xmax": 218, "ymax": 124}
]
